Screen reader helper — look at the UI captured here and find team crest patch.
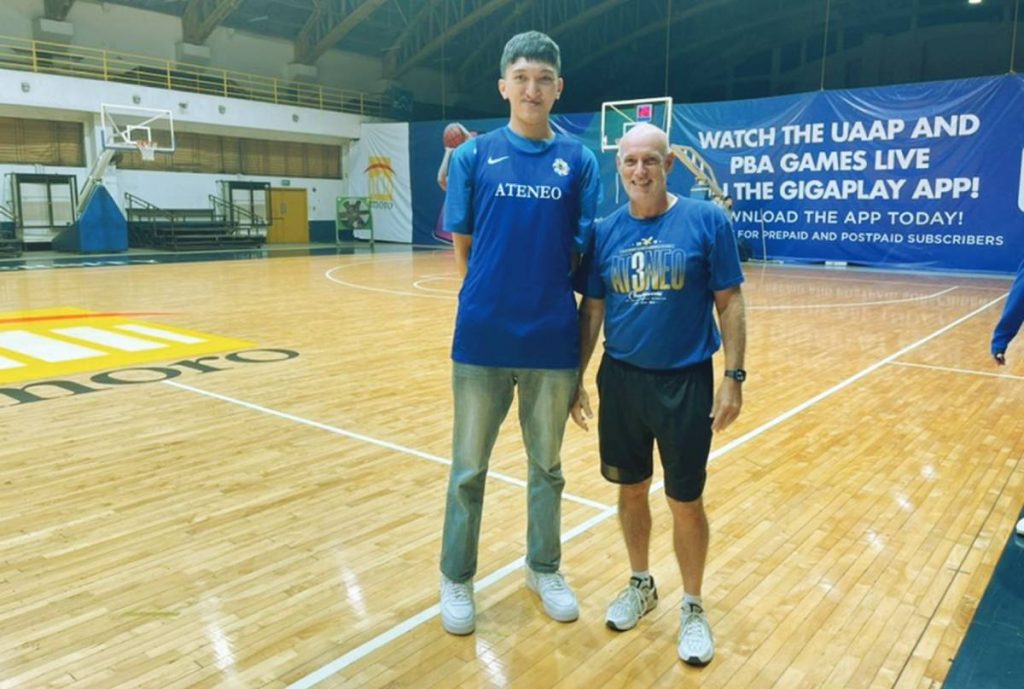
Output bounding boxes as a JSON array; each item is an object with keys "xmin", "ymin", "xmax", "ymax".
[{"xmin": 552, "ymin": 158, "xmax": 570, "ymax": 176}]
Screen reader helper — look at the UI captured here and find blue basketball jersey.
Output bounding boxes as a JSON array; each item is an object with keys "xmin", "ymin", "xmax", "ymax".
[
  {"xmin": 447, "ymin": 127, "xmax": 592, "ymax": 368},
  {"xmin": 579, "ymin": 197, "xmax": 745, "ymax": 370}
]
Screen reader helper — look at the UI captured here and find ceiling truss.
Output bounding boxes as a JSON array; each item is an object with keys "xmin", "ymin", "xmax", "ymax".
[
  {"xmin": 43, "ymin": 0, "xmax": 76, "ymax": 22},
  {"xmin": 384, "ymin": 0, "xmax": 515, "ymax": 78},
  {"xmin": 182, "ymin": 0, "xmax": 243, "ymax": 45},
  {"xmin": 455, "ymin": 0, "xmax": 635, "ymax": 88},
  {"xmin": 295, "ymin": 0, "xmax": 390, "ymax": 64}
]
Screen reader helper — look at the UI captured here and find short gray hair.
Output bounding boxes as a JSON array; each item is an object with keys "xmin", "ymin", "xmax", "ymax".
[{"xmin": 500, "ymin": 31, "xmax": 561, "ymax": 76}]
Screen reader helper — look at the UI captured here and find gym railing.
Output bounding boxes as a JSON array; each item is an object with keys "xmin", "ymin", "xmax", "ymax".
[
  {"xmin": 0, "ymin": 203, "xmax": 20, "ymax": 256},
  {"xmin": 208, "ymin": 195, "xmax": 267, "ymax": 240},
  {"xmin": 0, "ymin": 34, "xmax": 387, "ymax": 118},
  {"xmin": 124, "ymin": 192, "xmax": 181, "ymax": 247}
]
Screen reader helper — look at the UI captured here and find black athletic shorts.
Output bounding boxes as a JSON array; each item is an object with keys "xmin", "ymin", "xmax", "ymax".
[{"xmin": 596, "ymin": 353, "xmax": 714, "ymax": 502}]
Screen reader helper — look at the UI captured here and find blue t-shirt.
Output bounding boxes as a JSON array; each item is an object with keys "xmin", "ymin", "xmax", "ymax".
[
  {"xmin": 578, "ymin": 197, "xmax": 744, "ymax": 370},
  {"xmin": 992, "ymin": 258, "xmax": 1024, "ymax": 355},
  {"xmin": 446, "ymin": 126, "xmax": 601, "ymax": 368}
]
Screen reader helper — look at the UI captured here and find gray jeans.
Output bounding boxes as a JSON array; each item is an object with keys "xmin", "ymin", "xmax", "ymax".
[{"xmin": 440, "ymin": 362, "xmax": 578, "ymax": 583}]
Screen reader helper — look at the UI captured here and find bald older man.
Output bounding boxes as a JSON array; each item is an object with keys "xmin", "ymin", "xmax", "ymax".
[{"xmin": 571, "ymin": 123, "xmax": 746, "ymax": 667}]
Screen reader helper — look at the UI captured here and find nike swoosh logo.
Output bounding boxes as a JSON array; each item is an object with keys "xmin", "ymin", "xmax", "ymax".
[{"xmin": 487, "ymin": 155, "xmax": 509, "ymax": 165}]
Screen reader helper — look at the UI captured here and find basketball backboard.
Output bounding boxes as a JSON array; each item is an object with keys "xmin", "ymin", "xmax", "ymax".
[
  {"xmin": 100, "ymin": 104, "xmax": 175, "ymax": 154},
  {"xmin": 599, "ymin": 97, "xmax": 672, "ymax": 151}
]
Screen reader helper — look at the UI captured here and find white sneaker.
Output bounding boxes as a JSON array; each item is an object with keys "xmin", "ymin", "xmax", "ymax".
[
  {"xmin": 677, "ymin": 602, "xmax": 714, "ymax": 667},
  {"xmin": 525, "ymin": 569, "xmax": 579, "ymax": 622},
  {"xmin": 440, "ymin": 575, "xmax": 475, "ymax": 635},
  {"xmin": 605, "ymin": 576, "xmax": 659, "ymax": 631}
]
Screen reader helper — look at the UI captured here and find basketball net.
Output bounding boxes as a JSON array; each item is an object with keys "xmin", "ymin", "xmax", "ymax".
[{"xmin": 136, "ymin": 140, "xmax": 157, "ymax": 162}]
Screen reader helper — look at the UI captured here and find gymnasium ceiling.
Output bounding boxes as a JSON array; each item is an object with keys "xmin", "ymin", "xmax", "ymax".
[{"xmin": 50, "ymin": 0, "xmax": 1023, "ymax": 117}]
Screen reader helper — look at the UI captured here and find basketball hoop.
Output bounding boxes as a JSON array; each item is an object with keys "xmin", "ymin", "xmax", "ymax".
[{"xmin": 136, "ymin": 140, "xmax": 157, "ymax": 162}]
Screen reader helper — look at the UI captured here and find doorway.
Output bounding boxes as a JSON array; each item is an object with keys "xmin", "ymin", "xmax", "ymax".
[
  {"xmin": 268, "ymin": 188, "xmax": 309, "ymax": 244},
  {"xmin": 12, "ymin": 174, "xmax": 78, "ymax": 245},
  {"xmin": 223, "ymin": 181, "xmax": 270, "ymax": 227}
]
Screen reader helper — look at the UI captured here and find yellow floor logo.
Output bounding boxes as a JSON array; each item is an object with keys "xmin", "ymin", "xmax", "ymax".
[{"xmin": 0, "ymin": 308, "xmax": 254, "ymax": 385}]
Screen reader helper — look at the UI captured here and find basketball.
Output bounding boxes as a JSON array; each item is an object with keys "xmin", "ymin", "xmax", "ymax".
[{"xmin": 443, "ymin": 122, "xmax": 469, "ymax": 149}]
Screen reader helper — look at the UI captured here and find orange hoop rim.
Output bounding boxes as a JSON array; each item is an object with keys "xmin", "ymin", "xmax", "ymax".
[{"xmin": 135, "ymin": 140, "xmax": 157, "ymax": 161}]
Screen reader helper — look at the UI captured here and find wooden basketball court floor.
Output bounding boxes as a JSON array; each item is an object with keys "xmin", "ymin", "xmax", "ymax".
[{"xmin": 1, "ymin": 247, "xmax": 1022, "ymax": 689}]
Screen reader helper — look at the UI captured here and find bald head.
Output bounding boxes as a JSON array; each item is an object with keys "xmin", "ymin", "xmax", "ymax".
[
  {"xmin": 617, "ymin": 123, "xmax": 670, "ymax": 160},
  {"xmin": 615, "ymin": 122, "xmax": 674, "ymax": 217}
]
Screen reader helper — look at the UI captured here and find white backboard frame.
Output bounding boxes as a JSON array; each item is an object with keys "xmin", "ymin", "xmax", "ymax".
[
  {"xmin": 600, "ymin": 96, "xmax": 673, "ymax": 151},
  {"xmin": 100, "ymin": 104, "xmax": 176, "ymax": 153}
]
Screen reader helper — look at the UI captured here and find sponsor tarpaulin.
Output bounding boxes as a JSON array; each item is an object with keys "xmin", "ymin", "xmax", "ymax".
[
  {"xmin": 673, "ymin": 74, "xmax": 1024, "ymax": 272},
  {"xmin": 347, "ymin": 123, "xmax": 413, "ymax": 243},
  {"xmin": 405, "ymin": 75, "xmax": 1024, "ymax": 272}
]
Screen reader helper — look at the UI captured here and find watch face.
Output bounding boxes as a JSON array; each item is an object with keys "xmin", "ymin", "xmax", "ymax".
[{"xmin": 727, "ymin": 369, "xmax": 746, "ymax": 382}]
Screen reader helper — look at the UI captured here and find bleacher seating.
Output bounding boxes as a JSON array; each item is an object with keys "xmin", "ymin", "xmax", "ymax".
[
  {"xmin": 0, "ymin": 208, "xmax": 21, "ymax": 257},
  {"xmin": 125, "ymin": 198, "xmax": 265, "ymax": 251},
  {"xmin": 0, "ymin": 235, "xmax": 22, "ymax": 257}
]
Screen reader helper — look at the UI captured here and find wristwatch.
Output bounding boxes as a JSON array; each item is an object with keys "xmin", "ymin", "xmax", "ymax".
[{"xmin": 724, "ymin": 369, "xmax": 747, "ymax": 382}]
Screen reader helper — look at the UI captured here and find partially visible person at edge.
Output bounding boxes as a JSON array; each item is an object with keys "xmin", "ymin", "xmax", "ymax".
[
  {"xmin": 572, "ymin": 123, "xmax": 746, "ymax": 667},
  {"xmin": 990, "ymin": 258, "xmax": 1024, "ymax": 537},
  {"xmin": 437, "ymin": 30, "xmax": 601, "ymax": 635},
  {"xmin": 991, "ymin": 258, "xmax": 1024, "ymax": 366}
]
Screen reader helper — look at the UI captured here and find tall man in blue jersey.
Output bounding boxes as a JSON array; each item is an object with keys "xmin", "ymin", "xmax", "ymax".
[
  {"xmin": 573, "ymin": 124, "xmax": 746, "ymax": 667},
  {"xmin": 438, "ymin": 31, "xmax": 601, "ymax": 635}
]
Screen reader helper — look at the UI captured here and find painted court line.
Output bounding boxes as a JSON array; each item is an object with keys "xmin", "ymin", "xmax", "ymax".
[
  {"xmin": 748, "ymin": 286, "xmax": 958, "ymax": 310},
  {"xmin": 412, "ymin": 276, "xmax": 459, "ymax": 294},
  {"xmin": 0, "ymin": 330, "xmax": 105, "ymax": 362},
  {"xmin": 0, "ymin": 355, "xmax": 23, "ymax": 370},
  {"xmin": 325, "ymin": 260, "xmax": 457, "ymax": 301},
  {"xmin": 116, "ymin": 323, "xmax": 206, "ymax": 344},
  {"xmin": 0, "ymin": 311, "xmax": 175, "ymax": 326},
  {"xmin": 705, "ymin": 294, "xmax": 1009, "ymax": 463},
  {"xmin": 284, "ymin": 292, "xmax": 1010, "ymax": 688},
  {"xmin": 53, "ymin": 326, "xmax": 168, "ymax": 351},
  {"xmin": 759, "ymin": 265, "xmax": 1013, "ymax": 289},
  {"xmin": 889, "ymin": 360, "xmax": 1024, "ymax": 381},
  {"xmin": 286, "ymin": 506, "xmax": 617, "ymax": 689},
  {"xmin": 161, "ymin": 379, "xmax": 610, "ymax": 512}
]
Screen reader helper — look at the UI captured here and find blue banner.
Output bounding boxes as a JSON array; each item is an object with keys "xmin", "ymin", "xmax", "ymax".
[
  {"xmin": 410, "ymin": 116, "xmax": 495, "ymax": 246},
  {"xmin": 409, "ymin": 113, "xmax": 601, "ymax": 246},
  {"xmin": 674, "ymin": 74, "xmax": 1024, "ymax": 272},
  {"xmin": 409, "ymin": 75, "xmax": 1024, "ymax": 273}
]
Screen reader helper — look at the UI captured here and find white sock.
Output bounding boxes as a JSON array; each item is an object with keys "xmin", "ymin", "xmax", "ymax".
[
  {"xmin": 683, "ymin": 593, "xmax": 703, "ymax": 610},
  {"xmin": 631, "ymin": 570, "xmax": 652, "ymax": 584}
]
